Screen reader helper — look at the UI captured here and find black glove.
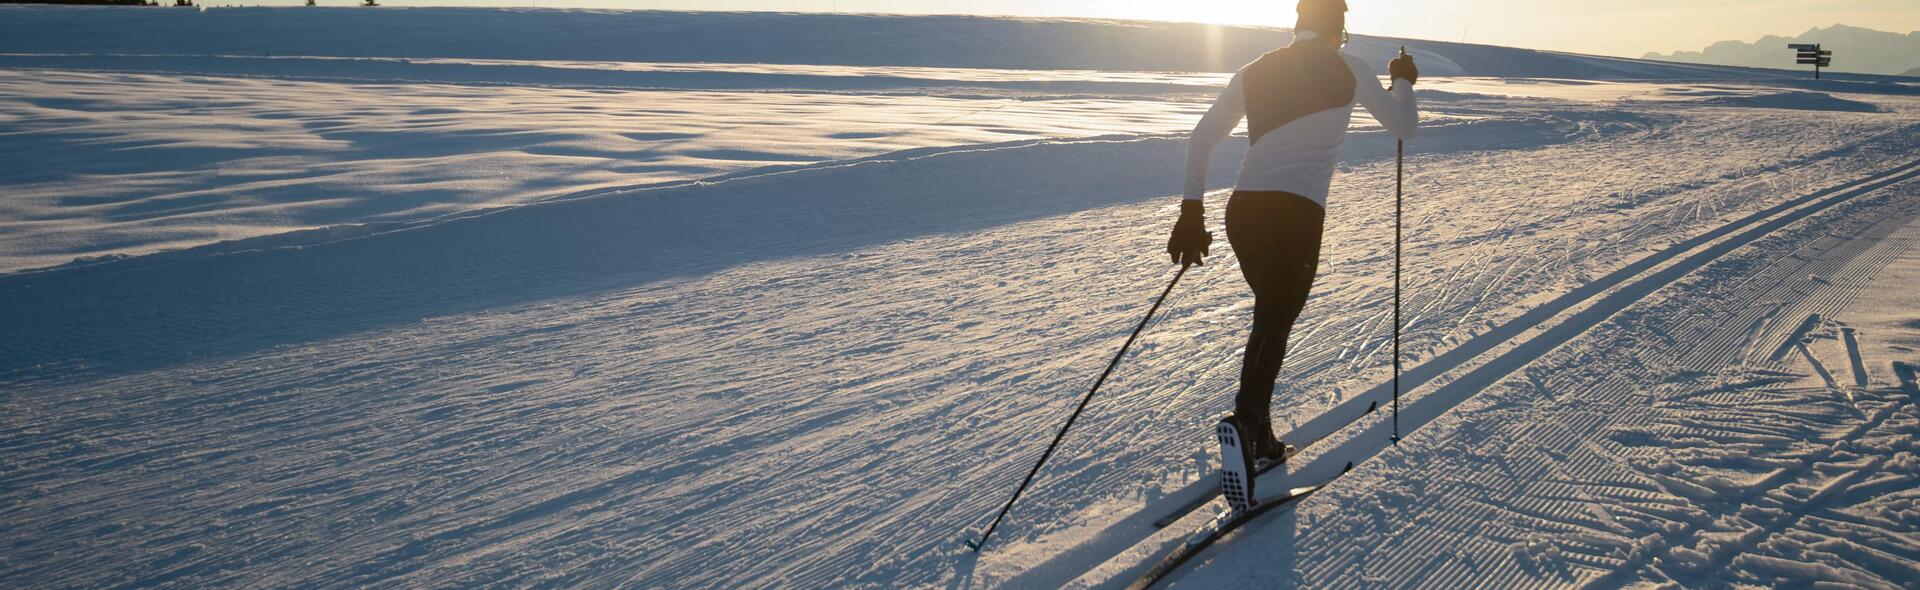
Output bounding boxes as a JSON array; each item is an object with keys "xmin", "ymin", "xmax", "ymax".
[
  {"xmin": 1167, "ymin": 199, "xmax": 1212, "ymax": 266},
  {"xmin": 1389, "ymin": 48, "xmax": 1418, "ymax": 86}
]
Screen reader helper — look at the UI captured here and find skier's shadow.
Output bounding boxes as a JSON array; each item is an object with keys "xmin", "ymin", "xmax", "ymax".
[
  {"xmin": 1263, "ymin": 464, "xmax": 1306, "ymax": 590},
  {"xmin": 1176, "ymin": 463, "xmax": 1311, "ymax": 587}
]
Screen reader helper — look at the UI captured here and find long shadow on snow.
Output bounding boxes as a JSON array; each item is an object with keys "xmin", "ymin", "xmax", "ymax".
[
  {"xmin": 1253, "ymin": 167, "xmax": 1920, "ymax": 590},
  {"xmin": 0, "ymin": 115, "xmax": 1602, "ymax": 383},
  {"xmin": 1000, "ymin": 133, "xmax": 1920, "ymax": 590},
  {"xmin": 0, "ymin": 54, "xmax": 1226, "ymax": 97}
]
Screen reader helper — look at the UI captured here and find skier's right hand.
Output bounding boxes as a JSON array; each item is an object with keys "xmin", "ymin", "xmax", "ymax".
[{"xmin": 1167, "ymin": 199, "xmax": 1211, "ymax": 266}]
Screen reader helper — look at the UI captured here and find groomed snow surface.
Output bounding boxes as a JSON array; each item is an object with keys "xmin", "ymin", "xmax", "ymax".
[{"xmin": 3, "ymin": 7, "xmax": 1918, "ymax": 589}]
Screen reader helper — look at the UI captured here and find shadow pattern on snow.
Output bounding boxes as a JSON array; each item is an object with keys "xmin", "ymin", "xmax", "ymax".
[
  {"xmin": 1697, "ymin": 91, "xmax": 1885, "ymax": 113},
  {"xmin": 1005, "ymin": 146, "xmax": 1920, "ymax": 590},
  {"xmin": 0, "ymin": 114, "xmax": 1615, "ymax": 382}
]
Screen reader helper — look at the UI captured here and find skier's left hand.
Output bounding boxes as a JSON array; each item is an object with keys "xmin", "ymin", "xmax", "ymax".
[
  {"xmin": 1390, "ymin": 49, "xmax": 1419, "ymax": 86},
  {"xmin": 1167, "ymin": 200, "xmax": 1211, "ymax": 266}
]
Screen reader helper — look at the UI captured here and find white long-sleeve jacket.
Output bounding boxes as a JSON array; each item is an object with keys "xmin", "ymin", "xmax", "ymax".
[{"xmin": 1183, "ymin": 33, "xmax": 1418, "ymax": 205}]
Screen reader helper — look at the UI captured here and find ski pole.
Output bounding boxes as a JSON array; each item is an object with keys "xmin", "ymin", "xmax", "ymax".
[
  {"xmin": 1391, "ymin": 137, "xmax": 1403, "ymax": 445},
  {"xmin": 966, "ymin": 262, "xmax": 1192, "ymax": 552}
]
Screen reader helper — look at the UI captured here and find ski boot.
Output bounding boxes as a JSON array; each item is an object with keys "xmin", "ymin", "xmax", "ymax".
[
  {"xmin": 1233, "ymin": 412, "xmax": 1293, "ymax": 469},
  {"xmin": 1215, "ymin": 416, "xmax": 1257, "ymax": 512}
]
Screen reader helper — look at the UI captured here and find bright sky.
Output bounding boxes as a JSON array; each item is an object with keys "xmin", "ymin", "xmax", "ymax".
[{"xmin": 276, "ymin": 1, "xmax": 1920, "ymax": 58}]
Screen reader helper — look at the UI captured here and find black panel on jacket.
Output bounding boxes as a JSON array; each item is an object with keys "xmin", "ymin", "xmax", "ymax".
[{"xmin": 1242, "ymin": 43, "xmax": 1356, "ymax": 145}]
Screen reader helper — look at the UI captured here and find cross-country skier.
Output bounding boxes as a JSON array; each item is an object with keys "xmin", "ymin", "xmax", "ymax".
[{"xmin": 1166, "ymin": 0, "xmax": 1419, "ymax": 468}]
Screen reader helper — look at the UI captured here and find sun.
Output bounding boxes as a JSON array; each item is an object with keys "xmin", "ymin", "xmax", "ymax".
[
  {"xmin": 1102, "ymin": 0, "xmax": 1297, "ymax": 27},
  {"xmin": 1103, "ymin": 0, "xmax": 1423, "ymax": 40}
]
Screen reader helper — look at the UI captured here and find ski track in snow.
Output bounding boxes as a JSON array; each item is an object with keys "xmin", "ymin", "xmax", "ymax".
[
  {"xmin": 1061, "ymin": 145, "xmax": 1920, "ymax": 590},
  {"xmin": 1157, "ymin": 158, "xmax": 1920, "ymax": 589},
  {"xmin": 6, "ymin": 10, "xmax": 1920, "ymax": 590}
]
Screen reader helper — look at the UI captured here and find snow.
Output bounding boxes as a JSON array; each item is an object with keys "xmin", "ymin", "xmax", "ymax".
[
  {"xmin": 3, "ymin": 6, "xmax": 1918, "ymax": 590},
  {"xmin": 0, "ymin": 69, "xmax": 1227, "ymax": 272},
  {"xmin": 0, "ymin": 7, "xmax": 1833, "ymax": 78},
  {"xmin": 1153, "ymin": 176, "xmax": 1920, "ymax": 589}
]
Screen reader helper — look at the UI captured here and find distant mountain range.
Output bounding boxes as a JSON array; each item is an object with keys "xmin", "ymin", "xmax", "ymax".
[{"xmin": 1645, "ymin": 24, "xmax": 1919, "ymax": 76}]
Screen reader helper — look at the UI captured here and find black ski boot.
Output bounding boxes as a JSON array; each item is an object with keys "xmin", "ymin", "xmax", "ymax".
[
  {"xmin": 1215, "ymin": 416, "xmax": 1257, "ymax": 512},
  {"xmin": 1244, "ymin": 414, "xmax": 1296, "ymax": 468}
]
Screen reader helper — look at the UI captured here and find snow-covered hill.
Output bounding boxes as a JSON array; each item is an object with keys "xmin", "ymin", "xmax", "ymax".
[
  {"xmin": 3, "ymin": 7, "xmax": 1917, "ymax": 590},
  {"xmin": 0, "ymin": 6, "xmax": 1851, "ymax": 78}
]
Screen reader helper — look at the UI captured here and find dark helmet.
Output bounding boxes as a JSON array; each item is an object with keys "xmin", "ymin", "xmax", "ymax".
[
  {"xmin": 1297, "ymin": 0, "xmax": 1347, "ymax": 14},
  {"xmin": 1296, "ymin": 0, "xmax": 1348, "ymax": 38}
]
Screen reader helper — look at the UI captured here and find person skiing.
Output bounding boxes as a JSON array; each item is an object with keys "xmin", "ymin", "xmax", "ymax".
[{"xmin": 1166, "ymin": 0, "xmax": 1419, "ymax": 469}]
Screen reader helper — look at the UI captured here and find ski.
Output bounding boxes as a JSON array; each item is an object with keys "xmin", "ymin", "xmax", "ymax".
[
  {"xmin": 1153, "ymin": 443, "xmax": 1294, "ymax": 527},
  {"xmin": 1151, "ymin": 399, "xmax": 1377, "ymax": 528},
  {"xmin": 1128, "ymin": 483, "xmax": 1324, "ymax": 590}
]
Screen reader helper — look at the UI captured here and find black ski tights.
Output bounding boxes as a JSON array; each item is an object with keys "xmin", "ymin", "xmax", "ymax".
[{"xmin": 1224, "ymin": 191, "xmax": 1325, "ymax": 441}]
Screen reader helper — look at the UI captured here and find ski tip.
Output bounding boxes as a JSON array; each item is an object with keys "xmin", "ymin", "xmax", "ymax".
[{"xmin": 1343, "ymin": 461, "xmax": 1353, "ymax": 473}]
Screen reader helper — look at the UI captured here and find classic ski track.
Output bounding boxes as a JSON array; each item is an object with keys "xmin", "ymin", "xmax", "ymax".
[
  {"xmin": 1171, "ymin": 167, "xmax": 1920, "ymax": 588},
  {"xmin": 1345, "ymin": 174, "xmax": 1918, "ymax": 587},
  {"xmin": 1064, "ymin": 159, "xmax": 1920, "ymax": 589},
  {"xmin": 1287, "ymin": 118, "xmax": 1907, "ymax": 394},
  {"xmin": 1002, "ymin": 113, "xmax": 1919, "ymax": 589}
]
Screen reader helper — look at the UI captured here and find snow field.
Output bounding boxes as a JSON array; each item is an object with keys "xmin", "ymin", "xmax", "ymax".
[
  {"xmin": 5, "ymin": 8, "xmax": 1920, "ymax": 589},
  {"xmin": 8, "ymin": 86, "xmax": 1918, "ymax": 588}
]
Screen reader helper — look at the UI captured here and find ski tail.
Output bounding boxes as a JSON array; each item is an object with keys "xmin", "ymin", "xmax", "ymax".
[
  {"xmin": 1152, "ymin": 443, "xmax": 1296, "ymax": 527},
  {"xmin": 1153, "ymin": 398, "xmax": 1378, "ymax": 528},
  {"xmin": 1129, "ymin": 484, "xmax": 1324, "ymax": 590}
]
